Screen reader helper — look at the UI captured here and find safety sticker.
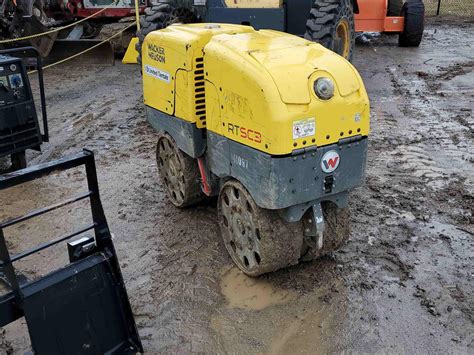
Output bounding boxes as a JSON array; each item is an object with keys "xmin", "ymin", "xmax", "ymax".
[
  {"xmin": 145, "ymin": 65, "xmax": 170, "ymax": 83},
  {"xmin": 293, "ymin": 118, "xmax": 315, "ymax": 139}
]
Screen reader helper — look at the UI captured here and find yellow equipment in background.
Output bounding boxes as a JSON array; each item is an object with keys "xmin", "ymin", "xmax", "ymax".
[
  {"xmin": 122, "ymin": 37, "xmax": 139, "ymax": 64},
  {"xmin": 142, "ymin": 23, "xmax": 370, "ymax": 276},
  {"xmin": 122, "ymin": 0, "xmax": 141, "ymax": 64}
]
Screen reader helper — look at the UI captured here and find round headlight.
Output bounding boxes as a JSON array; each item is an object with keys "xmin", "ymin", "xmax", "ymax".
[{"xmin": 314, "ymin": 77, "xmax": 335, "ymax": 100}]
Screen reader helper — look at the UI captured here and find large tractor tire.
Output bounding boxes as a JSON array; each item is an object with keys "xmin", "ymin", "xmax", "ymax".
[
  {"xmin": 399, "ymin": 0, "xmax": 424, "ymax": 47},
  {"xmin": 388, "ymin": 0, "xmax": 404, "ymax": 16},
  {"xmin": 218, "ymin": 180, "xmax": 304, "ymax": 277},
  {"xmin": 300, "ymin": 202, "xmax": 351, "ymax": 261},
  {"xmin": 156, "ymin": 133, "xmax": 204, "ymax": 208},
  {"xmin": 136, "ymin": 0, "xmax": 199, "ymax": 66},
  {"xmin": 304, "ymin": 0, "xmax": 355, "ymax": 61}
]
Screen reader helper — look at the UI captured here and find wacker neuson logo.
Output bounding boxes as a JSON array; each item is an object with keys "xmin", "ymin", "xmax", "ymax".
[
  {"xmin": 321, "ymin": 150, "xmax": 340, "ymax": 173},
  {"xmin": 145, "ymin": 65, "xmax": 170, "ymax": 83}
]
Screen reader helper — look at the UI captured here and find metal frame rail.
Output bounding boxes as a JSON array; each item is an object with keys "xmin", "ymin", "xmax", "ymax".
[{"xmin": 0, "ymin": 149, "xmax": 142, "ymax": 353}]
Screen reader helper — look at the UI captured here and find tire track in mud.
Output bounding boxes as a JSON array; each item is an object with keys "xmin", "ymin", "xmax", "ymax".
[
  {"xmin": 385, "ymin": 58, "xmax": 473, "ymax": 190},
  {"xmin": 0, "ymin": 329, "xmax": 13, "ymax": 354},
  {"xmin": 349, "ymin": 28, "xmax": 473, "ymax": 350},
  {"xmin": 114, "ymin": 117, "xmax": 228, "ymax": 352},
  {"xmin": 415, "ymin": 59, "xmax": 474, "ymax": 91}
]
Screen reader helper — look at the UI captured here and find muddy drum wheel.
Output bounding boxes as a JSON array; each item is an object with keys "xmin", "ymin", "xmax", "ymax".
[
  {"xmin": 156, "ymin": 133, "xmax": 204, "ymax": 208},
  {"xmin": 218, "ymin": 180, "xmax": 304, "ymax": 277}
]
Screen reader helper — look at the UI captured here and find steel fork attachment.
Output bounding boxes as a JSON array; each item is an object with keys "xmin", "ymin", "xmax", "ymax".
[{"xmin": 0, "ymin": 149, "xmax": 142, "ymax": 354}]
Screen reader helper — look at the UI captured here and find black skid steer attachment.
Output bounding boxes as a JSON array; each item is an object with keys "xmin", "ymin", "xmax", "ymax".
[{"xmin": 0, "ymin": 150, "xmax": 143, "ymax": 354}]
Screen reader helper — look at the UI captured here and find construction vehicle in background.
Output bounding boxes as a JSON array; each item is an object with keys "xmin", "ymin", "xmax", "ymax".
[
  {"xmin": 0, "ymin": 47, "xmax": 48, "ymax": 170},
  {"xmin": 141, "ymin": 23, "xmax": 370, "ymax": 276},
  {"xmin": 0, "ymin": 0, "xmax": 148, "ymax": 61},
  {"xmin": 0, "ymin": 0, "xmax": 425, "ymax": 63},
  {"xmin": 137, "ymin": 0, "xmax": 425, "ymax": 62},
  {"xmin": 0, "ymin": 150, "xmax": 143, "ymax": 354}
]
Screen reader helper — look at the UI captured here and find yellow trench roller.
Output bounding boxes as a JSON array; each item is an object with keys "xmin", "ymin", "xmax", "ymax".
[{"xmin": 142, "ymin": 24, "xmax": 370, "ymax": 276}]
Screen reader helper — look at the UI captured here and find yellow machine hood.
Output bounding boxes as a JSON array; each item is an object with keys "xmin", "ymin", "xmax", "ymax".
[
  {"xmin": 225, "ymin": 30, "xmax": 361, "ymax": 104},
  {"xmin": 143, "ymin": 23, "xmax": 370, "ymax": 156}
]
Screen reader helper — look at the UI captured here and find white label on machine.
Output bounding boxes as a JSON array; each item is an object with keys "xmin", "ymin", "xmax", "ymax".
[
  {"xmin": 293, "ymin": 118, "xmax": 315, "ymax": 139},
  {"xmin": 145, "ymin": 65, "xmax": 170, "ymax": 83}
]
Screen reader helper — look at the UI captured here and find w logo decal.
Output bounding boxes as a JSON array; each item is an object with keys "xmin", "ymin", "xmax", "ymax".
[
  {"xmin": 321, "ymin": 151, "xmax": 340, "ymax": 173},
  {"xmin": 323, "ymin": 157, "xmax": 339, "ymax": 170}
]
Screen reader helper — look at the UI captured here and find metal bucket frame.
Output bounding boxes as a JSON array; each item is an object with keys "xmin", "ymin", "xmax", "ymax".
[{"xmin": 0, "ymin": 149, "xmax": 142, "ymax": 354}]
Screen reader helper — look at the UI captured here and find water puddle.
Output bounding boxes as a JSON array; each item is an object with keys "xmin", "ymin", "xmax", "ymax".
[{"xmin": 220, "ymin": 268, "xmax": 297, "ymax": 310}]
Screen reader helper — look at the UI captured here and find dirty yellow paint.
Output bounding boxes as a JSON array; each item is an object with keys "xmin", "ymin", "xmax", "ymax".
[
  {"xmin": 142, "ymin": 23, "xmax": 253, "ymax": 128},
  {"xmin": 143, "ymin": 23, "xmax": 370, "ymax": 155}
]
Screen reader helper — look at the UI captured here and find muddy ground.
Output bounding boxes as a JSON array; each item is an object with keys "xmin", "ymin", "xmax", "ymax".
[{"xmin": 0, "ymin": 19, "xmax": 473, "ymax": 354}]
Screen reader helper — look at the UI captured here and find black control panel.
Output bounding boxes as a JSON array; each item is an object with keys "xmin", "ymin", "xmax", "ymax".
[
  {"xmin": 0, "ymin": 47, "xmax": 48, "ymax": 169},
  {"xmin": 0, "ymin": 55, "xmax": 38, "ymax": 131}
]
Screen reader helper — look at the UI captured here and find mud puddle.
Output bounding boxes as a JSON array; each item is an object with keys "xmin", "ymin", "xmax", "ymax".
[
  {"xmin": 213, "ymin": 265, "xmax": 348, "ymax": 354},
  {"xmin": 267, "ymin": 306, "xmax": 328, "ymax": 355},
  {"xmin": 221, "ymin": 267, "xmax": 297, "ymax": 310}
]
